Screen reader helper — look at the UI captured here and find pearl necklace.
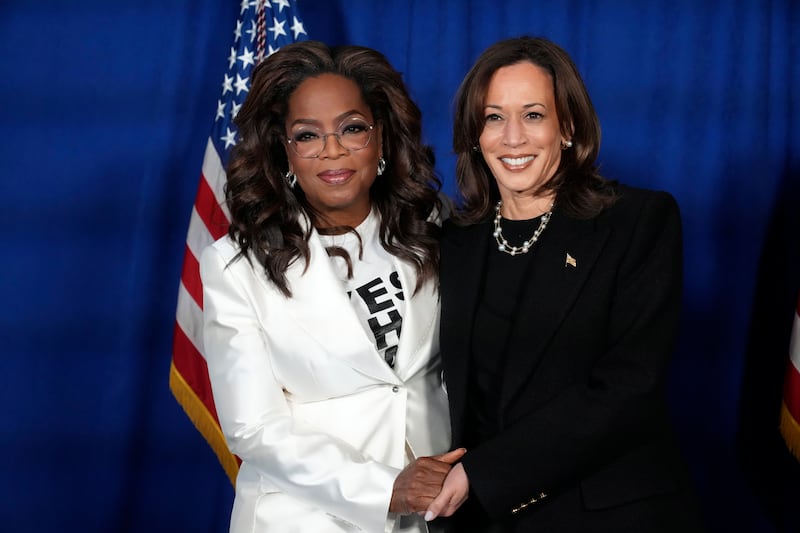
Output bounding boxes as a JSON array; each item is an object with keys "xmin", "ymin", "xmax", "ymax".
[{"xmin": 492, "ymin": 200, "xmax": 554, "ymax": 256}]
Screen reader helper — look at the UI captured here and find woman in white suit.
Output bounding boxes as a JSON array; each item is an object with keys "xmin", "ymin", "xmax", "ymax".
[{"xmin": 200, "ymin": 41, "xmax": 461, "ymax": 533}]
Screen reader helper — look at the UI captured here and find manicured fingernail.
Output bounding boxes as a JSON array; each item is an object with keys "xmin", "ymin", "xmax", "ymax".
[{"xmin": 424, "ymin": 511, "xmax": 435, "ymax": 521}]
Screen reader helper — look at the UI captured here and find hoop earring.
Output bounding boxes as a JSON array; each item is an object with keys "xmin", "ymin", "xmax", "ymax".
[
  {"xmin": 284, "ymin": 170, "xmax": 297, "ymax": 188},
  {"xmin": 377, "ymin": 157, "xmax": 387, "ymax": 176}
]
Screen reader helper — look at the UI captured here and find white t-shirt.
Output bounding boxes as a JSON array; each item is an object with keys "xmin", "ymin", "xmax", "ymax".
[{"xmin": 319, "ymin": 210, "xmax": 405, "ymax": 368}]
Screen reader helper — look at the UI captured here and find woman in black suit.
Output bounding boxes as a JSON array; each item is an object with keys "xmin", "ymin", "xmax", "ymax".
[{"xmin": 424, "ymin": 36, "xmax": 704, "ymax": 532}]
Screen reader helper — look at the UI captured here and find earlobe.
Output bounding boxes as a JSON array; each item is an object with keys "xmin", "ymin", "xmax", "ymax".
[{"xmin": 561, "ymin": 122, "xmax": 575, "ymax": 149}]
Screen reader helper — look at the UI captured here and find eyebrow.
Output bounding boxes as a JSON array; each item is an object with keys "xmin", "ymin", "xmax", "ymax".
[
  {"xmin": 484, "ymin": 103, "xmax": 546, "ymax": 111},
  {"xmin": 289, "ymin": 109, "xmax": 368, "ymax": 128}
]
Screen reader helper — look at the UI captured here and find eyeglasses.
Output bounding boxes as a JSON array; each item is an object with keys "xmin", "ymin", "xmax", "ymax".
[{"xmin": 286, "ymin": 117, "xmax": 375, "ymax": 159}]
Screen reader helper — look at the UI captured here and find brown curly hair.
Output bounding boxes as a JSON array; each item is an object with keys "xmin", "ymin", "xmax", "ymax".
[{"xmin": 225, "ymin": 41, "xmax": 441, "ymax": 297}]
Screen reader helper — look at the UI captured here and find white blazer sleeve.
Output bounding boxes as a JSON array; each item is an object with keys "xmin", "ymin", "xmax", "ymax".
[{"xmin": 200, "ymin": 244, "xmax": 400, "ymax": 533}]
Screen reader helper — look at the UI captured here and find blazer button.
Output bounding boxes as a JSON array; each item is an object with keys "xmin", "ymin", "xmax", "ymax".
[{"xmin": 391, "ymin": 385, "xmax": 400, "ymax": 393}]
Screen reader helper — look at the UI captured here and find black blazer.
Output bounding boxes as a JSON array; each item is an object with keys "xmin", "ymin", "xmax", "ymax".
[{"xmin": 439, "ymin": 185, "xmax": 703, "ymax": 532}]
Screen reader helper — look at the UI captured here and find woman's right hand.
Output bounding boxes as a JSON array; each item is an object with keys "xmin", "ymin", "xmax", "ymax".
[
  {"xmin": 389, "ymin": 448, "xmax": 467, "ymax": 514},
  {"xmin": 423, "ymin": 461, "xmax": 470, "ymax": 521}
]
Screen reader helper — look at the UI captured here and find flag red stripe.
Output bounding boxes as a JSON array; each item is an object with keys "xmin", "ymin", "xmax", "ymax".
[
  {"xmin": 784, "ymin": 358, "xmax": 800, "ymax": 423},
  {"xmin": 196, "ymin": 172, "xmax": 230, "ymax": 241},
  {"xmin": 180, "ymin": 244, "xmax": 203, "ymax": 309},
  {"xmin": 172, "ymin": 322, "xmax": 219, "ymax": 421}
]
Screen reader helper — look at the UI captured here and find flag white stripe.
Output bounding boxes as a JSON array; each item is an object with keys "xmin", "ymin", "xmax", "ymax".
[
  {"xmin": 201, "ymin": 139, "xmax": 232, "ymax": 222},
  {"xmin": 176, "ymin": 282, "xmax": 205, "ymax": 360},
  {"xmin": 186, "ymin": 206, "xmax": 217, "ymax": 261},
  {"xmin": 789, "ymin": 311, "xmax": 800, "ymax": 370}
]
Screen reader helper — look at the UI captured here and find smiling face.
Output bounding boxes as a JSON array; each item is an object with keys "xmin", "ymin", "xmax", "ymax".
[
  {"xmin": 478, "ymin": 61, "xmax": 567, "ymax": 218},
  {"xmin": 284, "ymin": 73, "xmax": 382, "ymax": 229}
]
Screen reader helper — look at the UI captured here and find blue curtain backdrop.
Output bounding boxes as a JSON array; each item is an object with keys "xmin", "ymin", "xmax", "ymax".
[{"xmin": 1, "ymin": 1, "xmax": 798, "ymax": 531}]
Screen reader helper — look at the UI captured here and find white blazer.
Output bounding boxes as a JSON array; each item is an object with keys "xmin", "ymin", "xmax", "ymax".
[{"xmin": 200, "ymin": 223, "xmax": 451, "ymax": 533}]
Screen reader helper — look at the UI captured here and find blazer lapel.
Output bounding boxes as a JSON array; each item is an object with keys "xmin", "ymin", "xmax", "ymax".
[
  {"xmin": 390, "ymin": 255, "xmax": 439, "ymax": 380},
  {"xmin": 440, "ymin": 220, "xmax": 492, "ymax": 443},
  {"xmin": 499, "ymin": 210, "xmax": 610, "ymax": 408},
  {"xmin": 270, "ymin": 228, "xmax": 401, "ymax": 384}
]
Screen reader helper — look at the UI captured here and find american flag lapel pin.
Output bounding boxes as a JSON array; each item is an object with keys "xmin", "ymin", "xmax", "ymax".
[{"xmin": 565, "ymin": 253, "xmax": 577, "ymax": 268}]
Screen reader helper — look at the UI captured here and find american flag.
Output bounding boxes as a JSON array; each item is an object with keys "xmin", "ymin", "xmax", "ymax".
[
  {"xmin": 169, "ymin": 0, "xmax": 308, "ymax": 485},
  {"xmin": 781, "ymin": 291, "xmax": 800, "ymax": 463}
]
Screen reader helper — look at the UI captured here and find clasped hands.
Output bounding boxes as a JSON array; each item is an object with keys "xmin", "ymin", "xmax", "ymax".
[{"xmin": 389, "ymin": 448, "xmax": 470, "ymax": 522}]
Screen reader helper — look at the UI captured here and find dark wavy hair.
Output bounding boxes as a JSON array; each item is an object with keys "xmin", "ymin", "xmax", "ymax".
[
  {"xmin": 225, "ymin": 41, "xmax": 441, "ymax": 297},
  {"xmin": 452, "ymin": 36, "xmax": 616, "ymax": 223}
]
